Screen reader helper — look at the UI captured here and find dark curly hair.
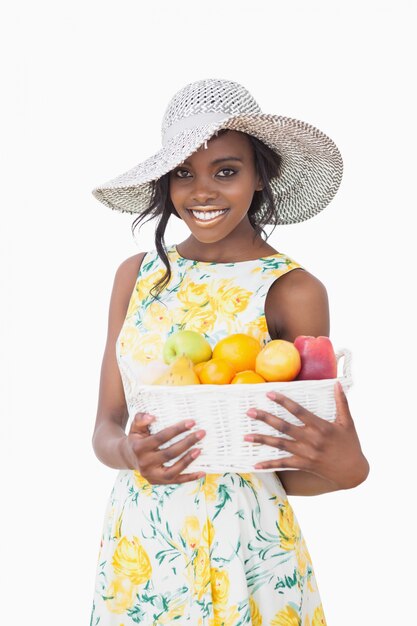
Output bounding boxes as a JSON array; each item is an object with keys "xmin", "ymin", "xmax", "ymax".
[{"xmin": 131, "ymin": 131, "xmax": 282, "ymax": 301}]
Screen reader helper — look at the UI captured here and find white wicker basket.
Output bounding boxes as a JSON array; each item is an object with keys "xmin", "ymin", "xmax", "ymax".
[{"xmin": 129, "ymin": 349, "xmax": 352, "ymax": 473}]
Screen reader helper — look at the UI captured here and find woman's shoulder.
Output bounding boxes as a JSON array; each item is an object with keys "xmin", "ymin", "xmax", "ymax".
[
  {"xmin": 117, "ymin": 251, "xmax": 148, "ymax": 280},
  {"xmin": 271, "ymin": 264, "xmax": 327, "ymax": 296},
  {"xmin": 265, "ymin": 266, "xmax": 330, "ymax": 340},
  {"xmin": 112, "ymin": 252, "xmax": 148, "ymax": 305}
]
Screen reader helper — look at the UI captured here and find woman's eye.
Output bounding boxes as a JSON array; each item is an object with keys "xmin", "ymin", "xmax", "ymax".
[
  {"xmin": 173, "ymin": 168, "xmax": 236, "ymax": 179},
  {"xmin": 175, "ymin": 169, "xmax": 191, "ymax": 178},
  {"xmin": 217, "ymin": 168, "xmax": 236, "ymax": 177}
]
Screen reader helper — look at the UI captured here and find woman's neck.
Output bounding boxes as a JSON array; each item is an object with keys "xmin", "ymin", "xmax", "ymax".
[{"xmin": 176, "ymin": 234, "xmax": 278, "ymax": 264}]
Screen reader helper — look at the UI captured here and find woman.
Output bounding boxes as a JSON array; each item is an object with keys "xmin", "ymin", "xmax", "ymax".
[{"xmin": 90, "ymin": 78, "xmax": 369, "ymax": 625}]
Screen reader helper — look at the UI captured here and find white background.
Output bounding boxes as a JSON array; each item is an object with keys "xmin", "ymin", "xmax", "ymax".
[{"xmin": 2, "ymin": 1, "xmax": 416, "ymax": 624}]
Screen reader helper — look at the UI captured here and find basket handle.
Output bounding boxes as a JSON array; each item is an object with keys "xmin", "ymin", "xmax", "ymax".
[{"xmin": 335, "ymin": 348, "xmax": 353, "ymax": 385}]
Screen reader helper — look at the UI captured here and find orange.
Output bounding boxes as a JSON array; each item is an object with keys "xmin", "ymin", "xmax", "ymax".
[
  {"xmin": 194, "ymin": 360, "xmax": 210, "ymax": 382},
  {"xmin": 199, "ymin": 358, "xmax": 236, "ymax": 385},
  {"xmin": 212, "ymin": 333, "xmax": 262, "ymax": 373},
  {"xmin": 255, "ymin": 340, "xmax": 301, "ymax": 382},
  {"xmin": 231, "ymin": 370, "xmax": 266, "ymax": 384}
]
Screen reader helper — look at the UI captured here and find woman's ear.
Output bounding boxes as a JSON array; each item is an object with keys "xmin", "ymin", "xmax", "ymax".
[{"xmin": 255, "ymin": 176, "xmax": 263, "ymax": 192}]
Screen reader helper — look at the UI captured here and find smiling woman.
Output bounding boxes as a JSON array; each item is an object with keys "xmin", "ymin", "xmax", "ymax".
[
  {"xmin": 89, "ymin": 78, "xmax": 367, "ymax": 625},
  {"xmin": 170, "ymin": 131, "xmax": 265, "ymax": 242},
  {"xmin": 130, "ymin": 128, "xmax": 283, "ymax": 296}
]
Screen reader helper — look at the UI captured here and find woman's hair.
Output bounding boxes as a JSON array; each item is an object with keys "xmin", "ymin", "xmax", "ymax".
[{"xmin": 131, "ymin": 131, "xmax": 282, "ymax": 301}]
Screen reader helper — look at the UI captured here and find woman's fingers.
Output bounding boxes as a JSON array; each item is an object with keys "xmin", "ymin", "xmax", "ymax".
[
  {"xmin": 254, "ymin": 455, "xmax": 307, "ymax": 471},
  {"xmin": 246, "ymin": 408, "xmax": 309, "ymax": 440},
  {"xmin": 244, "ymin": 432, "xmax": 299, "ymax": 454},
  {"xmin": 159, "ymin": 448, "xmax": 205, "ymax": 483},
  {"xmin": 265, "ymin": 391, "xmax": 324, "ymax": 427},
  {"xmin": 133, "ymin": 417, "xmax": 197, "ymax": 452},
  {"xmin": 334, "ymin": 382, "xmax": 354, "ymax": 426},
  {"xmin": 154, "ymin": 431, "xmax": 206, "ymax": 465},
  {"xmin": 129, "ymin": 412, "xmax": 155, "ymax": 435},
  {"xmin": 129, "ymin": 416, "xmax": 206, "ymax": 484}
]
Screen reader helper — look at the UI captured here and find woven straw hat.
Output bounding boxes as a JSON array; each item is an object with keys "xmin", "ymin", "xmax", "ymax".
[{"xmin": 92, "ymin": 78, "xmax": 343, "ymax": 224}]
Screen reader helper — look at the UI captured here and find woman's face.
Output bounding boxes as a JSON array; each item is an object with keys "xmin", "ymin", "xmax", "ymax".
[{"xmin": 169, "ymin": 130, "xmax": 262, "ymax": 243}]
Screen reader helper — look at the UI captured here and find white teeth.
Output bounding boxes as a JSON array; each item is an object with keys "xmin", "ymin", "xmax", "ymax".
[{"xmin": 191, "ymin": 209, "xmax": 227, "ymax": 221}]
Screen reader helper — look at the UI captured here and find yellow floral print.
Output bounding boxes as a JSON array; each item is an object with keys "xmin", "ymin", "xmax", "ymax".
[
  {"xmin": 177, "ymin": 277, "xmax": 211, "ymax": 308},
  {"xmin": 270, "ymin": 604, "xmax": 301, "ymax": 626},
  {"xmin": 296, "ymin": 536, "xmax": 312, "ymax": 578},
  {"xmin": 311, "ymin": 604, "xmax": 327, "ymax": 625},
  {"xmin": 209, "ymin": 604, "xmax": 240, "ymax": 626},
  {"xmin": 277, "ymin": 501, "xmax": 312, "ymax": 576},
  {"xmin": 133, "ymin": 471, "xmax": 153, "ymax": 496},
  {"xmin": 211, "ymin": 278, "xmax": 252, "ymax": 318},
  {"xmin": 91, "ymin": 244, "xmax": 328, "ymax": 625},
  {"xmin": 190, "ymin": 473, "xmax": 222, "ymax": 501},
  {"xmin": 114, "ymin": 510, "xmax": 123, "ymax": 539},
  {"xmin": 307, "ymin": 575, "xmax": 317, "ymax": 594},
  {"xmin": 210, "ymin": 567, "xmax": 230, "ymax": 605},
  {"xmin": 105, "ymin": 575, "xmax": 137, "ymax": 614},
  {"xmin": 239, "ymin": 472, "xmax": 262, "ymax": 490},
  {"xmin": 119, "ymin": 326, "xmax": 140, "ymax": 358},
  {"xmin": 112, "ymin": 536, "xmax": 152, "ymax": 585},
  {"xmin": 142, "ymin": 299, "xmax": 172, "ymax": 333},
  {"xmin": 245, "ymin": 315, "xmax": 269, "ymax": 344},
  {"xmin": 126, "ymin": 290, "xmax": 140, "ymax": 319},
  {"xmin": 136, "ymin": 268, "xmax": 172, "ymax": 301},
  {"xmin": 278, "ymin": 501, "xmax": 301, "ymax": 551},
  {"xmin": 202, "ymin": 515, "xmax": 215, "ymax": 548},
  {"xmin": 193, "ymin": 546, "xmax": 211, "ymax": 601},
  {"xmin": 174, "ymin": 303, "xmax": 217, "ymax": 334},
  {"xmin": 249, "ymin": 595, "xmax": 263, "ymax": 625},
  {"xmin": 182, "ymin": 516, "xmax": 201, "ymax": 550},
  {"xmin": 158, "ymin": 602, "xmax": 187, "ymax": 623},
  {"xmin": 133, "ymin": 332, "xmax": 164, "ymax": 363}
]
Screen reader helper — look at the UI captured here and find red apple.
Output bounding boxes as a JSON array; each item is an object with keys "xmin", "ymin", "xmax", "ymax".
[{"xmin": 293, "ymin": 336, "xmax": 337, "ymax": 380}]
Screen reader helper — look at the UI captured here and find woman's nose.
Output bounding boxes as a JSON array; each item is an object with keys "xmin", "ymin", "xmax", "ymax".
[
  {"xmin": 190, "ymin": 177, "xmax": 218, "ymax": 204},
  {"xmin": 192, "ymin": 186, "xmax": 217, "ymax": 204}
]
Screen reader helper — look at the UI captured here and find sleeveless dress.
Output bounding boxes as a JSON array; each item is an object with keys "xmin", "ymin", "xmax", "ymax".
[{"xmin": 90, "ymin": 244, "xmax": 327, "ymax": 626}]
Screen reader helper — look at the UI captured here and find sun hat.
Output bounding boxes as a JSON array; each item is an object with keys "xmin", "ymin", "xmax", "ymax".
[{"xmin": 92, "ymin": 78, "xmax": 343, "ymax": 224}]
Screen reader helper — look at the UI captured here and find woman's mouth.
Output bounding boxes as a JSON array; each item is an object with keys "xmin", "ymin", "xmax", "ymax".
[{"xmin": 187, "ymin": 207, "xmax": 229, "ymax": 224}]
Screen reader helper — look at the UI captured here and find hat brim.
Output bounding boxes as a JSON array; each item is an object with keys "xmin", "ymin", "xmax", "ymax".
[{"xmin": 92, "ymin": 113, "xmax": 343, "ymax": 225}]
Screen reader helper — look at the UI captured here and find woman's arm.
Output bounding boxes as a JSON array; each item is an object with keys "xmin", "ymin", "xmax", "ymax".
[
  {"xmin": 264, "ymin": 268, "xmax": 369, "ymax": 495},
  {"xmin": 91, "ymin": 252, "xmax": 147, "ymax": 469}
]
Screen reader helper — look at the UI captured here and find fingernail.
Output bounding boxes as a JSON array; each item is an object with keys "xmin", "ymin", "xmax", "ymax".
[
  {"xmin": 266, "ymin": 391, "xmax": 277, "ymax": 400},
  {"xmin": 247, "ymin": 409, "xmax": 257, "ymax": 418},
  {"xmin": 244, "ymin": 435, "xmax": 255, "ymax": 441},
  {"xmin": 191, "ymin": 449, "xmax": 201, "ymax": 458},
  {"xmin": 268, "ymin": 391, "xmax": 284, "ymax": 401},
  {"xmin": 143, "ymin": 414, "xmax": 153, "ymax": 423},
  {"xmin": 185, "ymin": 420, "xmax": 195, "ymax": 428}
]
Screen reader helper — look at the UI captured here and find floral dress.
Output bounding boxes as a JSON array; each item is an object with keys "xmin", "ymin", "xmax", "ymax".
[{"xmin": 90, "ymin": 244, "xmax": 327, "ymax": 626}]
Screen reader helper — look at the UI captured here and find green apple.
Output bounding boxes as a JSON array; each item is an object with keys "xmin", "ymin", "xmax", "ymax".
[{"xmin": 163, "ymin": 330, "xmax": 212, "ymax": 365}]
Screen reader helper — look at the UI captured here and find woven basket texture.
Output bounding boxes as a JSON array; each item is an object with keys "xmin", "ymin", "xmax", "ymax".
[{"xmin": 129, "ymin": 349, "xmax": 352, "ymax": 473}]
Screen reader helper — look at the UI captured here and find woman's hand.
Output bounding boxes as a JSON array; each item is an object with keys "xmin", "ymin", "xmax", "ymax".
[
  {"xmin": 244, "ymin": 382, "xmax": 369, "ymax": 489},
  {"xmin": 121, "ymin": 413, "xmax": 206, "ymax": 485}
]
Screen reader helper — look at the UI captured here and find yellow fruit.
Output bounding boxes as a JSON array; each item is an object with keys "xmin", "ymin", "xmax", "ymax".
[
  {"xmin": 255, "ymin": 340, "xmax": 301, "ymax": 382},
  {"xmin": 200, "ymin": 358, "xmax": 236, "ymax": 385},
  {"xmin": 194, "ymin": 360, "xmax": 210, "ymax": 382},
  {"xmin": 152, "ymin": 356, "xmax": 200, "ymax": 385},
  {"xmin": 231, "ymin": 370, "xmax": 266, "ymax": 384},
  {"xmin": 212, "ymin": 333, "xmax": 262, "ymax": 373}
]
